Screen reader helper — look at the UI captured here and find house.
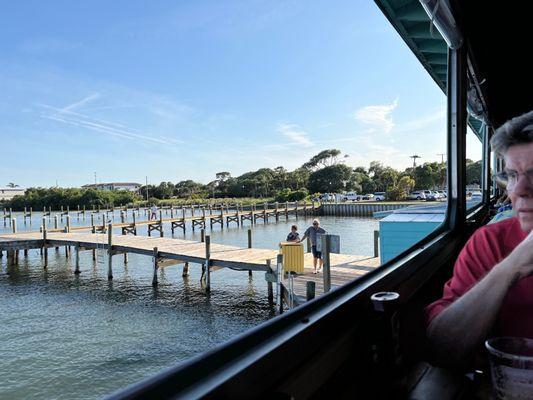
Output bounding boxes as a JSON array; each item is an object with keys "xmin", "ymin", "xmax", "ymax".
[
  {"xmin": 81, "ymin": 182, "xmax": 141, "ymax": 192},
  {"xmin": 0, "ymin": 187, "xmax": 26, "ymax": 201}
]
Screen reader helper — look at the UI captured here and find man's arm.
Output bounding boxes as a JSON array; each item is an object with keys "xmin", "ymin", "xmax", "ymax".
[{"xmin": 427, "ymin": 231, "xmax": 533, "ymax": 367}]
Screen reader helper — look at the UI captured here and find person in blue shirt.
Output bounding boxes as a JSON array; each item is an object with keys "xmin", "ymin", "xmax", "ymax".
[{"xmin": 299, "ymin": 219, "xmax": 326, "ymax": 274}]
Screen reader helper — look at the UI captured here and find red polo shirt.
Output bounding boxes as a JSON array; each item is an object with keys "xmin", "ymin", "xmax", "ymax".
[{"xmin": 426, "ymin": 217, "xmax": 531, "ymax": 337}]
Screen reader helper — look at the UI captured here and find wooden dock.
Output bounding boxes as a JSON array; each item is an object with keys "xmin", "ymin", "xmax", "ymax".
[
  {"xmin": 0, "ymin": 228, "xmax": 380, "ymax": 311},
  {"xmin": 3, "ymin": 201, "xmax": 319, "ymax": 235}
]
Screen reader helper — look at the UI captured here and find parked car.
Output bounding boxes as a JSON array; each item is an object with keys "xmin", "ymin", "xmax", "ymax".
[
  {"xmin": 342, "ymin": 192, "xmax": 359, "ymax": 201},
  {"xmin": 425, "ymin": 191, "xmax": 441, "ymax": 201},
  {"xmin": 470, "ymin": 192, "xmax": 483, "ymax": 203},
  {"xmin": 319, "ymin": 193, "xmax": 335, "ymax": 202},
  {"xmin": 373, "ymin": 192, "xmax": 386, "ymax": 201},
  {"xmin": 408, "ymin": 190, "xmax": 426, "ymax": 200},
  {"xmin": 437, "ymin": 190, "xmax": 447, "ymax": 198}
]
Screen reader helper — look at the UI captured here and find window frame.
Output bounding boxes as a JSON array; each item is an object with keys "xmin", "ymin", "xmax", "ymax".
[{"xmin": 108, "ymin": 46, "xmax": 484, "ymax": 400}]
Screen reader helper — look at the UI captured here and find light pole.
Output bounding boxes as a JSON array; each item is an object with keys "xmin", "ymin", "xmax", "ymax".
[
  {"xmin": 145, "ymin": 176, "xmax": 149, "ymax": 202},
  {"xmin": 437, "ymin": 153, "xmax": 446, "ymax": 188},
  {"xmin": 409, "ymin": 155, "xmax": 421, "ymax": 168}
]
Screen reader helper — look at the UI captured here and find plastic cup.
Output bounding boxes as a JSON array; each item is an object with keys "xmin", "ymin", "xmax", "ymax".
[{"xmin": 486, "ymin": 337, "xmax": 533, "ymax": 399}]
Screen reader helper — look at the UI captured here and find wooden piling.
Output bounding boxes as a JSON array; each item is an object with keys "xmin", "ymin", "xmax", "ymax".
[
  {"xmin": 374, "ymin": 230, "xmax": 380, "ymax": 258},
  {"xmin": 266, "ymin": 259, "xmax": 274, "ymax": 303},
  {"xmin": 152, "ymin": 247, "xmax": 159, "ymax": 286},
  {"xmin": 248, "ymin": 229, "xmax": 253, "ymax": 277},
  {"xmin": 107, "ymin": 222, "xmax": 113, "ymax": 280},
  {"xmin": 91, "ymin": 226, "xmax": 96, "ymax": 260},
  {"xmin": 276, "ymin": 254, "xmax": 283, "ymax": 313},
  {"xmin": 306, "ymin": 281, "xmax": 316, "ymax": 301},
  {"xmin": 12, "ymin": 218, "xmax": 18, "ymax": 263},
  {"xmin": 42, "ymin": 217, "xmax": 48, "ymax": 268},
  {"xmin": 205, "ymin": 235, "xmax": 211, "ymax": 292},
  {"xmin": 182, "ymin": 262, "xmax": 189, "ymax": 277},
  {"xmin": 75, "ymin": 243, "xmax": 81, "ymax": 274},
  {"xmin": 321, "ymin": 234, "xmax": 332, "ymax": 293}
]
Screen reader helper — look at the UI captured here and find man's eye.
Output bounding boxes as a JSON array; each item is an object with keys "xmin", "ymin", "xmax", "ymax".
[{"xmin": 508, "ymin": 172, "xmax": 518, "ymax": 180}]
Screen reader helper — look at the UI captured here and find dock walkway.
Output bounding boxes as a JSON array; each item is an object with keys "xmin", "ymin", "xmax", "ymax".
[{"xmin": 0, "ymin": 229, "xmax": 380, "ymax": 310}]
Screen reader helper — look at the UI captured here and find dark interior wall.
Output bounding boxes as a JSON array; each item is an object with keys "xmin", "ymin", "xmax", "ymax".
[{"xmin": 454, "ymin": 0, "xmax": 533, "ymax": 128}]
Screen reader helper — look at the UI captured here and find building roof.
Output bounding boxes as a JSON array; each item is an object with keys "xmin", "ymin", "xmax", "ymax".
[{"xmin": 374, "ymin": 0, "xmax": 484, "ymax": 138}]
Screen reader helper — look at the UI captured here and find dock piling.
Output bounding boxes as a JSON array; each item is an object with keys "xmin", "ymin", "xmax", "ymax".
[
  {"xmin": 42, "ymin": 217, "xmax": 48, "ymax": 268},
  {"xmin": 306, "ymin": 281, "xmax": 316, "ymax": 301},
  {"xmin": 107, "ymin": 223, "xmax": 113, "ymax": 280},
  {"xmin": 205, "ymin": 235, "xmax": 211, "ymax": 292},
  {"xmin": 321, "ymin": 234, "xmax": 332, "ymax": 293},
  {"xmin": 266, "ymin": 259, "xmax": 274, "ymax": 303},
  {"xmin": 75, "ymin": 244, "xmax": 81, "ymax": 274},
  {"xmin": 152, "ymin": 247, "xmax": 159, "ymax": 286}
]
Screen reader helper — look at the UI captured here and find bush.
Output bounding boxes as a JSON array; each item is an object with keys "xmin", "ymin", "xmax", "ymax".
[{"xmin": 275, "ymin": 188, "xmax": 308, "ymax": 202}]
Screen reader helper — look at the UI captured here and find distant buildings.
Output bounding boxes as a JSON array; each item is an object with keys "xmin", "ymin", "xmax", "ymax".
[
  {"xmin": 0, "ymin": 187, "xmax": 26, "ymax": 200},
  {"xmin": 82, "ymin": 182, "xmax": 142, "ymax": 192}
]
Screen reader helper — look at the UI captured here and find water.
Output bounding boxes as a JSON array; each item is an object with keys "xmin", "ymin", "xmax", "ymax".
[{"xmin": 0, "ymin": 212, "xmax": 378, "ymax": 399}]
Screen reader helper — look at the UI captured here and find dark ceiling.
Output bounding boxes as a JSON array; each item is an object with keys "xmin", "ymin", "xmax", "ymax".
[{"xmin": 455, "ymin": 0, "xmax": 533, "ymax": 128}]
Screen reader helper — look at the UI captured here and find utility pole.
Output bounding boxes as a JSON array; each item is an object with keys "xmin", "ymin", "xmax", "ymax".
[
  {"xmin": 94, "ymin": 172, "xmax": 97, "ymax": 185},
  {"xmin": 409, "ymin": 155, "xmax": 421, "ymax": 168},
  {"xmin": 145, "ymin": 176, "xmax": 149, "ymax": 202},
  {"xmin": 437, "ymin": 153, "xmax": 446, "ymax": 188}
]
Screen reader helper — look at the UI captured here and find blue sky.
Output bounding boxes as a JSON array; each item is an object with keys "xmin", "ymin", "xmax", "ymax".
[{"xmin": 0, "ymin": 0, "xmax": 481, "ymax": 188}]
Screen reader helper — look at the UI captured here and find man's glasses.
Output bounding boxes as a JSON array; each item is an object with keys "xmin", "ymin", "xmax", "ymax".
[{"xmin": 496, "ymin": 169, "xmax": 533, "ymax": 191}]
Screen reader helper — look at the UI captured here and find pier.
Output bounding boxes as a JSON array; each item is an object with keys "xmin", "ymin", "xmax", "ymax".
[{"xmin": 0, "ymin": 226, "xmax": 380, "ymax": 311}]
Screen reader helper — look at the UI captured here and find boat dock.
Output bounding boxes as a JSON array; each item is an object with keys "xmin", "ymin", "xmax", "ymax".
[{"xmin": 0, "ymin": 227, "xmax": 380, "ymax": 311}]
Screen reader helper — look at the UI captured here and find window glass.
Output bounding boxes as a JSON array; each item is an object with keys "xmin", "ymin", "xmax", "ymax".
[
  {"xmin": 466, "ymin": 125, "xmax": 483, "ymax": 208},
  {"xmin": 0, "ymin": 2, "xmax": 449, "ymax": 398}
]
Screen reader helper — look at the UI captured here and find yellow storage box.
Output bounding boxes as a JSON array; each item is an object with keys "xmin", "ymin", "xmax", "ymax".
[{"xmin": 279, "ymin": 242, "xmax": 304, "ymax": 274}]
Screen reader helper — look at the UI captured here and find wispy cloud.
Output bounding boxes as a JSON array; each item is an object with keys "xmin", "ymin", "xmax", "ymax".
[
  {"xmin": 277, "ymin": 123, "xmax": 313, "ymax": 147},
  {"xmin": 59, "ymin": 93, "xmax": 100, "ymax": 113},
  {"xmin": 395, "ymin": 107, "xmax": 445, "ymax": 133},
  {"xmin": 39, "ymin": 100, "xmax": 181, "ymax": 146},
  {"xmin": 354, "ymin": 98, "xmax": 398, "ymax": 134}
]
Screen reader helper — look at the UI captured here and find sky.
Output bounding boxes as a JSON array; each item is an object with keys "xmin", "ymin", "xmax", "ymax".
[{"xmin": 0, "ymin": 0, "xmax": 482, "ymax": 188}]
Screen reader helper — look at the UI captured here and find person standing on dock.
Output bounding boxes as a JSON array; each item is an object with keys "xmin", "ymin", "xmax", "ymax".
[
  {"xmin": 299, "ymin": 219, "xmax": 326, "ymax": 274},
  {"xmin": 150, "ymin": 204, "xmax": 158, "ymax": 220},
  {"xmin": 286, "ymin": 225, "xmax": 300, "ymax": 242}
]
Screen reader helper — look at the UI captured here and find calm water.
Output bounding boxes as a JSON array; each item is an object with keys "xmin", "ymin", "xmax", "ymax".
[{"xmin": 0, "ymin": 212, "xmax": 378, "ymax": 399}]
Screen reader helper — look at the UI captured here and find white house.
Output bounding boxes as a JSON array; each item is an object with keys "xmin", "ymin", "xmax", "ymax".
[{"xmin": 0, "ymin": 187, "xmax": 26, "ymax": 201}]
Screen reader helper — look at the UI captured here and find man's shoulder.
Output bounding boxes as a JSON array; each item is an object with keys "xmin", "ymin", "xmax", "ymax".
[{"xmin": 474, "ymin": 216, "xmax": 523, "ymax": 243}]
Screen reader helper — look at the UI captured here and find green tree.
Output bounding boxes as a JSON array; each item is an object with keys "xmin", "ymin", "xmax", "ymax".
[
  {"xmin": 302, "ymin": 149, "xmax": 342, "ymax": 171},
  {"xmin": 308, "ymin": 164, "xmax": 354, "ymax": 193},
  {"xmin": 466, "ymin": 159, "xmax": 482, "ymax": 186}
]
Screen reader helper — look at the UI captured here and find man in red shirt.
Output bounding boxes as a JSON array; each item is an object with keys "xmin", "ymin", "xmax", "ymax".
[{"xmin": 426, "ymin": 111, "xmax": 533, "ymax": 367}]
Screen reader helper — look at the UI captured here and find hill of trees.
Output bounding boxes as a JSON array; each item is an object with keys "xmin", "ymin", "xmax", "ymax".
[{"xmin": 2, "ymin": 149, "xmax": 482, "ymax": 210}]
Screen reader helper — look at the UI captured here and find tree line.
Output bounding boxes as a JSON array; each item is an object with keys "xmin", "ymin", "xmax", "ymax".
[{"xmin": 2, "ymin": 149, "xmax": 482, "ymax": 210}]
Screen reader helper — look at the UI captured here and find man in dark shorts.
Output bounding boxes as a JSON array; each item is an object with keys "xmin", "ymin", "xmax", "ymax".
[{"xmin": 300, "ymin": 219, "xmax": 326, "ymax": 274}]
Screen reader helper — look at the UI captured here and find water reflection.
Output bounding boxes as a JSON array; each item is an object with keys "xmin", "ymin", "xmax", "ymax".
[{"xmin": 0, "ymin": 214, "xmax": 377, "ymax": 399}]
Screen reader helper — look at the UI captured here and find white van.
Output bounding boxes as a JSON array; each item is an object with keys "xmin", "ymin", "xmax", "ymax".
[
  {"xmin": 408, "ymin": 190, "xmax": 426, "ymax": 200},
  {"xmin": 342, "ymin": 192, "xmax": 359, "ymax": 201},
  {"xmin": 373, "ymin": 192, "xmax": 386, "ymax": 201}
]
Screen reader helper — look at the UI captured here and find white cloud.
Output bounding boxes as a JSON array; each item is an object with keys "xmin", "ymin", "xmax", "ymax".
[
  {"xmin": 395, "ymin": 107, "xmax": 445, "ymax": 133},
  {"xmin": 277, "ymin": 123, "xmax": 313, "ymax": 147},
  {"xmin": 354, "ymin": 98, "xmax": 398, "ymax": 134}
]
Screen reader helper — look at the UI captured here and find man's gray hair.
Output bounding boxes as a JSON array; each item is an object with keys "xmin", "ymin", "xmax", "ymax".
[{"xmin": 491, "ymin": 110, "xmax": 533, "ymax": 156}]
